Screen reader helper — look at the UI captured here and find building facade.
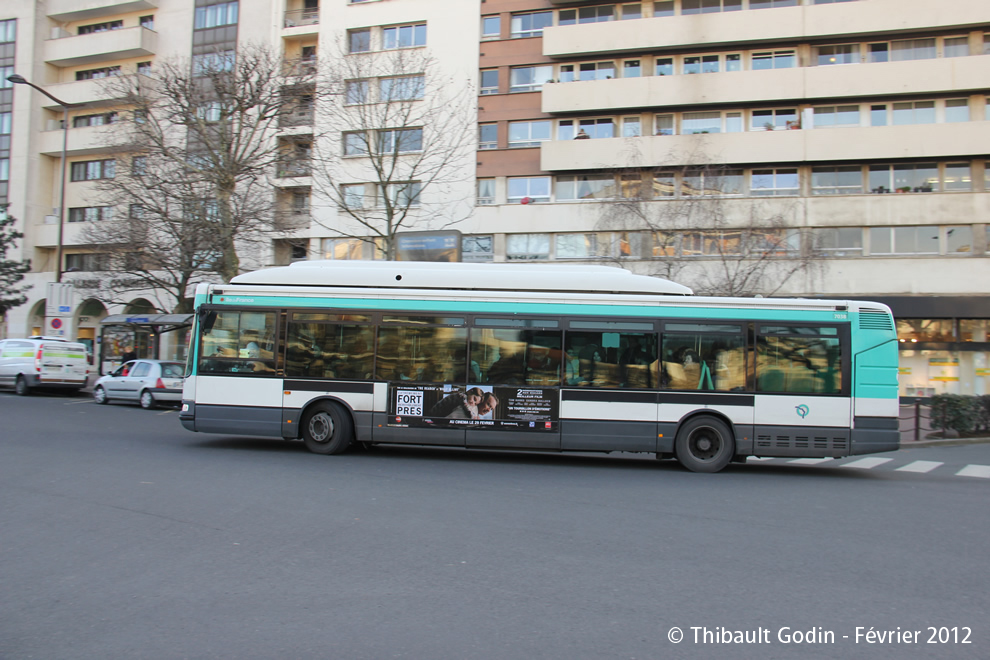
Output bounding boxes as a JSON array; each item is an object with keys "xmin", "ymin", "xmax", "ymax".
[{"xmin": 1, "ymin": 0, "xmax": 988, "ymax": 396}]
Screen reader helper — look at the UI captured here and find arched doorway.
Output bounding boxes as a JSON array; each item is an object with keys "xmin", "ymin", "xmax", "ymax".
[
  {"xmin": 75, "ymin": 299, "xmax": 107, "ymax": 365},
  {"xmin": 27, "ymin": 300, "xmax": 46, "ymax": 337}
]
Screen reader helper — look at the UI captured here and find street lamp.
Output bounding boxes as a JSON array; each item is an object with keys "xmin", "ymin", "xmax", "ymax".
[{"xmin": 7, "ymin": 73, "xmax": 82, "ymax": 283}]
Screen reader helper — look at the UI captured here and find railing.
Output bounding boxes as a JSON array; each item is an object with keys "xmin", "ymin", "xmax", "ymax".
[
  {"xmin": 279, "ymin": 108, "xmax": 314, "ymax": 127},
  {"xmin": 899, "ymin": 400, "xmax": 934, "ymax": 442},
  {"xmin": 282, "ymin": 57, "xmax": 317, "ymax": 77},
  {"xmin": 276, "ymin": 161, "xmax": 312, "ymax": 178},
  {"xmin": 284, "ymin": 8, "xmax": 319, "ymax": 28}
]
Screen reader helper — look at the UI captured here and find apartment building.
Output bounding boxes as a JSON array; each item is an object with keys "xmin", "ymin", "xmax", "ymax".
[
  {"xmin": 474, "ymin": 0, "xmax": 990, "ymax": 396},
  {"xmin": 0, "ymin": 0, "xmax": 478, "ymax": 362},
  {"xmin": 1, "ymin": 0, "xmax": 988, "ymax": 396}
]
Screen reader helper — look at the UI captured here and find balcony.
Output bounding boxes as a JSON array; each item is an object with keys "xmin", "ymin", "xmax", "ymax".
[
  {"xmin": 46, "ymin": 0, "xmax": 157, "ymax": 22},
  {"xmin": 282, "ymin": 57, "xmax": 318, "ymax": 78},
  {"xmin": 283, "ymin": 8, "xmax": 319, "ymax": 29},
  {"xmin": 29, "ymin": 78, "xmax": 129, "ymax": 110},
  {"xmin": 542, "ymin": 55, "xmax": 990, "ymax": 113},
  {"xmin": 275, "ymin": 159, "xmax": 313, "ymax": 180},
  {"xmin": 539, "ymin": 122, "xmax": 990, "ymax": 171},
  {"xmin": 32, "ymin": 219, "xmax": 93, "ymax": 249},
  {"xmin": 45, "ymin": 26, "xmax": 157, "ymax": 68},
  {"xmin": 38, "ymin": 124, "xmax": 131, "ymax": 158},
  {"xmin": 542, "ymin": 0, "xmax": 990, "ymax": 58}
]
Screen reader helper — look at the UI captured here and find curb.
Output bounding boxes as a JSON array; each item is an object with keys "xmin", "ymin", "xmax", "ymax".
[{"xmin": 900, "ymin": 437, "xmax": 990, "ymax": 448}]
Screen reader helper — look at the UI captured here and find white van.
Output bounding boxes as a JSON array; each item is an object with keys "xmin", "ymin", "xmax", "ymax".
[{"xmin": 0, "ymin": 336, "xmax": 90, "ymax": 396}]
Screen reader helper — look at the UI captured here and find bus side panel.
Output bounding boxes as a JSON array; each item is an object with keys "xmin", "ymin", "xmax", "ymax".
[
  {"xmin": 560, "ymin": 398, "xmax": 656, "ymax": 452},
  {"xmin": 191, "ymin": 376, "xmax": 285, "ymax": 437},
  {"xmin": 852, "ymin": 340, "xmax": 900, "ymax": 455},
  {"xmin": 752, "ymin": 395, "xmax": 852, "ymax": 457}
]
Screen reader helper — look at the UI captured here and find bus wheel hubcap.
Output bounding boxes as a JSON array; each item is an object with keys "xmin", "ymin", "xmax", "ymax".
[{"xmin": 310, "ymin": 413, "xmax": 334, "ymax": 443}]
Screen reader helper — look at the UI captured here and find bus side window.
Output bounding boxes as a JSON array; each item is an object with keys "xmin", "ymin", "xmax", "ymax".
[
  {"xmin": 756, "ymin": 326, "xmax": 842, "ymax": 394},
  {"xmin": 471, "ymin": 328, "xmax": 562, "ymax": 386},
  {"xmin": 661, "ymin": 324, "xmax": 745, "ymax": 391},
  {"xmin": 565, "ymin": 331, "xmax": 656, "ymax": 388}
]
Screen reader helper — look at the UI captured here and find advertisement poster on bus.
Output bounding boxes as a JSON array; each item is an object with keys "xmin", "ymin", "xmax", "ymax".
[{"xmin": 388, "ymin": 383, "xmax": 558, "ymax": 432}]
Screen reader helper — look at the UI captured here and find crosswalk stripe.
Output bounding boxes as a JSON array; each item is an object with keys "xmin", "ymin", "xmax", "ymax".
[
  {"xmin": 896, "ymin": 460, "xmax": 943, "ymax": 473},
  {"xmin": 955, "ymin": 465, "xmax": 990, "ymax": 479},
  {"xmin": 788, "ymin": 458, "xmax": 834, "ymax": 465},
  {"xmin": 840, "ymin": 457, "xmax": 893, "ymax": 469}
]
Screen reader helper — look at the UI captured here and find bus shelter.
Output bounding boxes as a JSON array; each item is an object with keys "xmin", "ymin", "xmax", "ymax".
[{"xmin": 98, "ymin": 314, "xmax": 194, "ymax": 375}]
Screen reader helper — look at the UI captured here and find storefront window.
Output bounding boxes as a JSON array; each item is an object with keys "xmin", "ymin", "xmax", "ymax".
[
  {"xmin": 960, "ymin": 320, "xmax": 989, "ymax": 342},
  {"xmin": 897, "ymin": 319, "xmax": 954, "ymax": 343}
]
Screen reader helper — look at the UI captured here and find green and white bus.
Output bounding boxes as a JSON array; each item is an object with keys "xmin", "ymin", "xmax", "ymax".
[{"xmin": 179, "ymin": 261, "xmax": 899, "ymax": 472}]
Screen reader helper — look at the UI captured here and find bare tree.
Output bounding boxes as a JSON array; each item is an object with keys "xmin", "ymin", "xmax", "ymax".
[
  {"xmin": 85, "ymin": 43, "xmax": 322, "ymax": 300},
  {"xmin": 310, "ymin": 42, "xmax": 476, "ymax": 260},
  {"xmin": 0, "ymin": 209, "xmax": 31, "ymax": 319},
  {"xmin": 596, "ymin": 161, "xmax": 821, "ymax": 297}
]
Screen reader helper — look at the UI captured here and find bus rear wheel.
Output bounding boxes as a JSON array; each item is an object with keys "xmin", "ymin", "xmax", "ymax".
[
  {"xmin": 301, "ymin": 402, "xmax": 353, "ymax": 455},
  {"xmin": 675, "ymin": 416, "xmax": 735, "ymax": 473}
]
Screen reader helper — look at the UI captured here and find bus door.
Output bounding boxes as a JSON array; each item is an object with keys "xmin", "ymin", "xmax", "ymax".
[{"xmin": 464, "ymin": 323, "xmax": 563, "ymax": 451}]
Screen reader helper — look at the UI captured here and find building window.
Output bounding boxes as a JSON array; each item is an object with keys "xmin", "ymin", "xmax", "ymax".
[
  {"xmin": 0, "ymin": 19, "xmax": 15, "ymax": 43},
  {"xmin": 559, "ymin": 5, "xmax": 616, "ymax": 25},
  {"xmin": 323, "ymin": 238, "xmax": 366, "ymax": 260},
  {"xmin": 0, "ymin": 159, "xmax": 7, "ymax": 181},
  {"xmin": 558, "ymin": 118, "xmax": 614, "ymax": 140},
  {"xmin": 556, "ymin": 233, "xmax": 603, "ymax": 259},
  {"xmin": 943, "ymin": 163, "xmax": 971, "ymax": 191},
  {"xmin": 380, "ymin": 182, "xmax": 421, "ymax": 207},
  {"xmin": 139, "ymin": 15, "xmax": 155, "ymax": 30},
  {"xmin": 944, "ymin": 99, "xmax": 969, "ymax": 123},
  {"xmin": 379, "ymin": 76, "xmax": 425, "ymax": 101},
  {"xmin": 751, "ymin": 108, "xmax": 797, "ymax": 131},
  {"xmin": 892, "ymin": 101, "xmax": 935, "ymax": 125},
  {"xmin": 869, "ymin": 163, "xmax": 938, "ymax": 193},
  {"xmin": 510, "ymin": 11, "xmax": 553, "ymax": 38},
  {"xmin": 68, "ymin": 206, "xmax": 114, "ymax": 223},
  {"xmin": 682, "ymin": 111, "xmax": 721, "ymax": 134},
  {"xmin": 817, "ymin": 228, "xmax": 863, "ymax": 257},
  {"xmin": 682, "ymin": 168, "xmax": 744, "ymax": 196},
  {"xmin": 479, "ymin": 123, "xmax": 498, "ymax": 150},
  {"xmin": 508, "ymin": 120, "xmax": 551, "ymax": 147},
  {"xmin": 343, "ymin": 132, "xmax": 368, "ymax": 156},
  {"xmin": 813, "ymin": 105, "xmax": 860, "ymax": 128},
  {"xmin": 509, "ymin": 65, "xmax": 553, "ymax": 93},
  {"xmin": 75, "ymin": 66, "xmax": 121, "ymax": 81},
  {"xmin": 65, "ymin": 253, "xmax": 107, "ymax": 271},
  {"xmin": 654, "ymin": 1, "xmax": 675, "ymax": 17},
  {"xmin": 507, "ymin": 177, "xmax": 550, "ymax": 203},
  {"xmin": 78, "ymin": 20, "xmax": 122, "ymax": 35},
  {"xmin": 621, "ymin": 4, "xmax": 642, "ymax": 19},
  {"xmin": 377, "ymin": 128, "xmax": 422, "ymax": 154},
  {"xmin": 194, "ymin": 2, "xmax": 238, "ymax": 29},
  {"xmin": 811, "ymin": 166, "xmax": 863, "ymax": 195},
  {"xmin": 623, "ymin": 117, "xmax": 641, "ymax": 137},
  {"xmin": 137, "ymin": 61, "xmax": 152, "ymax": 75},
  {"xmin": 683, "ymin": 55, "xmax": 720, "ymax": 74},
  {"xmin": 751, "ymin": 168, "xmax": 799, "ymax": 196},
  {"xmin": 480, "ymin": 69, "xmax": 499, "ymax": 95},
  {"xmin": 681, "ymin": 0, "xmax": 741, "ymax": 15},
  {"xmin": 655, "ymin": 57, "xmax": 674, "ymax": 76},
  {"xmin": 131, "ymin": 156, "xmax": 146, "ymax": 176},
  {"xmin": 560, "ymin": 61, "xmax": 615, "ymax": 82},
  {"xmin": 506, "ymin": 233, "xmax": 550, "ymax": 260},
  {"xmin": 623, "ymin": 60, "xmax": 641, "ymax": 78},
  {"xmin": 749, "ymin": 0, "xmax": 798, "ymax": 9},
  {"xmin": 752, "ymin": 50, "xmax": 795, "ymax": 70},
  {"xmin": 890, "ymin": 38, "xmax": 937, "ymax": 61},
  {"xmin": 654, "ymin": 114, "xmax": 674, "ymax": 136},
  {"xmin": 70, "ymin": 159, "xmax": 115, "ymax": 181},
  {"xmin": 72, "ymin": 112, "xmax": 118, "ymax": 127},
  {"xmin": 383, "ymin": 23, "xmax": 427, "ymax": 50},
  {"xmin": 463, "ymin": 235, "xmax": 494, "ymax": 262},
  {"xmin": 0, "ymin": 112, "xmax": 10, "ymax": 134},
  {"xmin": 946, "ymin": 226, "xmax": 974, "ymax": 253},
  {"xmin": 725, "ymin": 54, "xmax": 742, "ymax": 72},
  {"xmin": 341, "ymin": 184, "xmax": 367, "ymax": 209},
  {"xmin": 476, "ymin": 179, "xmax": 495, "ymax": 205},
  {"xmin": 348, "ymin": 28, "xmax": 371, "ymax": 53},
  {"xmin": 725, "ymin": 112, "xmax": 743, "ymax": 132},
  {"xmin": 817, "ymin": 44, "xmax": 858, "ymax": 66},
  {"xmin": 345, "ymin": 80, "xmax": 369, "ymax": 104},
  {"xmin": 556, "ymin": 175, "xmax": 616, "ymax": 201},
  {"xmin": 943, "ymin": 36, "xmax": 970, "ymax": 58},
  {"xmin": 482, "ymin": 16, "xmax": 501, "ymax": 39},
  {"xmin": 192, "ymin": 51, "xmax": 235, "ymax": 75},
  {"xmin": 870, "ymin": 226, "xmax": 939, "ymax": 255}
]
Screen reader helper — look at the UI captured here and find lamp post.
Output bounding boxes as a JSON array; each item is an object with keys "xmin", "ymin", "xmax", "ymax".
[{"xmin": 7, "ymin": 74, "xmax": 81, "ymax": 283}]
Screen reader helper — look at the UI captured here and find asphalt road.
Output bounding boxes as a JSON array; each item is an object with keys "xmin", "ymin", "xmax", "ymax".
[{"xmin": 1, "ymin": 392, "xmax": 988, "ymax": 660}]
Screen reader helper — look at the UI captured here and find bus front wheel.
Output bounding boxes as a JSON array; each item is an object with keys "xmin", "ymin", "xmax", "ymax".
[
  {"xmin": 675, "ymin": 416, "xmax": 735, "ymax": 473},
  {"xmin": 301, "ymin": 402, "xmax": 353, "ymax": 455}
]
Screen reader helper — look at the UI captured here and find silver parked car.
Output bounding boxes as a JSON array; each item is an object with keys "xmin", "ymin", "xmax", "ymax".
[{"xmin": 92, "ymin": 360, "xmax": 185, "ymax": 409}]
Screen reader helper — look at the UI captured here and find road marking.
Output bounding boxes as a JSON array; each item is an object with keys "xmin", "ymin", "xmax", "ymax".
[
  {"xmin": 955, "ymin": 465, "xmax": 990, "ymax": 479},
  {"xmin": 840, "ymin": 457, "xmax": 893, "ymax": 469},
  {"xmin": 788, "ymin": 457, "xmax": 834, "ymax": 465},
  {"xmin": 65, "ymin": 399, "xmax": 92, "ymax": 405},
  {"xmin": 896, "ymin": 460, "xmax": 943, "ymax": 473}
]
